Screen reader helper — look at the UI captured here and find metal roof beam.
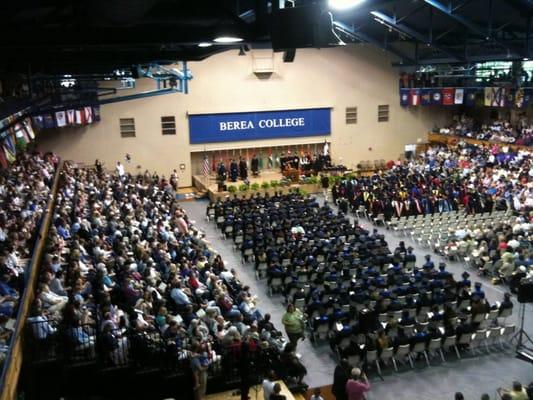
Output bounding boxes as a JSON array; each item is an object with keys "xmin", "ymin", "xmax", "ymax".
[
  {"xmin": 370, "ymin": 10, "xmax": 465, "ymax": 61},
  {"xmin": 421, "ymin": 0, "xmax": 524, "ymax": 56},
  {"xmin": 332, "ymin": 20, "xmax": 417, "ymax": 65}
]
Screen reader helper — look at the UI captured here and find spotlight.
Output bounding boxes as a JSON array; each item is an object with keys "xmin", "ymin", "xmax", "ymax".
[
  {"xmin": 329, "ymin": 0, "xmax": 365, "ymax": 10},
  {"xmin": 214, "ymin": 36, "xmax": 243, "ymax": 43},
  {"xmin": 198, "ymin": 42, "xmax": 212, "ymax": 48}
]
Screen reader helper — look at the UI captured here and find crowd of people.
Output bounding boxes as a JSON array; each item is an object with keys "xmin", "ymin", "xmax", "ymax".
[
  {"xmin": 329, "ymin": 142, "xmax": 532, "ymax": 221},
  {"xmin": 25, "ymin": 162, "xmax": 309, "ymax": 400},
  {"xmin": 210, "ymin": 194, "xmax": 516, "ymax": 363},
  {"xmin": 0, "ymin": 150, "xmax": 57, "ymax": 366},
  {"xmin": 438, "ymin": 115, "xmax": 533, "ymax": 146}
]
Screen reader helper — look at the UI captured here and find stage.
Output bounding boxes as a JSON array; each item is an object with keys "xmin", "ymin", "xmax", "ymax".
[
  {"xmin": 192, "ymin": 169, "xmax": 323, "ymax": 202},
  {"xmin": 206, "ymin": 380, "xmax": 295, "ymax": 400}
]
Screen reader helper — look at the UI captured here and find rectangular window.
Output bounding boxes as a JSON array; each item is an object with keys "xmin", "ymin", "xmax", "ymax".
[
  {"xmin": 345, "ymin": 107, "xmax": 357, "ymax": 124},
  {"xmin": 119, "ymin": 118, "xmax": 136, "ymax": 137},
  {"xmin": 161, "ymin": 116, "xmax": 176, "ymax": 135},
  {"xmin": 378, "ymin": 105, "xmax": 389, "ymax": 122}
]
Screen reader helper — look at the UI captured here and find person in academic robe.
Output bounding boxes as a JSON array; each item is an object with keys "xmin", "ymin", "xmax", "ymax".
[
  {"xmin": 217, "ymin": 160, "xmax": 227, "ymax": 183},
  {"xmin": 239, "ymin": 157, "xmax": 248, "ymax": 180},
  {"xmin": 230, "ymin": 159, "xmax": 238, "ymax": 182},
  {"xmin": 251, "ymin": 154, "xmax": 259, "ymax": 176}
]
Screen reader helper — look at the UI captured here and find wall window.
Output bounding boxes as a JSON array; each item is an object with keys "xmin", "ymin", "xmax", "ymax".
[
  {"xmin": 345, "ymin": 107, "xmax": 357, "ymax": 124},
  {"xmin": 377, "ymin": 105, "xmax": 389, "ymax": 122},
  {"xmin": 119, "ymin": 118, "xmax": 136, "ymax": 137},
  {"xmin": 161, "ymin": 116, "xmax": 176, "ymax": 135}
]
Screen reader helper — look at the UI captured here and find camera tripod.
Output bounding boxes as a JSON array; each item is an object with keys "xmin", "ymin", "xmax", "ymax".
[{"xmin": 512, "ymin": 302, "xmax": 533, "ymax": 352}]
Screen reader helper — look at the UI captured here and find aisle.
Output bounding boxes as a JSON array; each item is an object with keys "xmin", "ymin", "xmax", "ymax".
[{"xmin": 180, "ymin": 199, "xmax": 337, "ymax": 388}]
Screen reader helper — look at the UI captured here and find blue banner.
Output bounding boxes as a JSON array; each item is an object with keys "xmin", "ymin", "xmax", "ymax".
[{"xmin": 189, "ymin": 108, "xmax": 331, "ymax": 144}]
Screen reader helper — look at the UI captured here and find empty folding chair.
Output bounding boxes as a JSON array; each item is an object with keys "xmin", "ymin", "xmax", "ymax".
[
  {"xmin": 427, "ymin": 338, "xmax": 445, "ymax": 363},
  {"xmin": 366, "ymin": 349, "xmax": 381, "ymax": 375},
  {"xmin": 410, "ymin": 341, "xmax": 429, "ymax": 367},
  {"xmin": 470, "ymin": 329, "xmax": 488, "ymax": 355},
  {"xmin": 268, "ymin": 278, "xmax": 283, "ymax": 296},
  {"xmin": 500, "ymin": 324, "xmax": 516, "ymax": 348},
  {"xmin": 456, "ymin": 333, "xmax": 472, "ymax": 358},
  {"xmin": 441, "ymin": 335, "xmax": 459, "ymax": 360},
  {"xmin": 393, "ymin": 344, "xmax": 413, "ymax": 370},
  {"xmin": 379, "ymin": 347, "xmax": 394, "ymax": 372},
  {"xmin": 256, "ymin": 263, "xmax": 268, "ymax": 279}
]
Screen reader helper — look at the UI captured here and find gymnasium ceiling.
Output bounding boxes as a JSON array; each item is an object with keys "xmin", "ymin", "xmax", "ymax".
[{"xmin": 0, "ymin": 0, "xmax": 532, "ymax": 75}]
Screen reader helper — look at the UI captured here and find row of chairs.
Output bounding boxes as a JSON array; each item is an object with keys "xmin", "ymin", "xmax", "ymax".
[{"xmin": 344, "ymin": 323, "xmax": 516, "ymax": 375}]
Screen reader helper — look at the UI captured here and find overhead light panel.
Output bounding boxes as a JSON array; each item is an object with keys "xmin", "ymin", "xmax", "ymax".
[
  {"xmin": 329, "ymin": 0, "xmax": 366, "ymax": 10},
  {"xmin": 214, "ymin": 36, "xmax": 243, "ymax": 43},
  {"xmin": 198, "ymin": 42, "xmax": 212, "ymax": 48}
]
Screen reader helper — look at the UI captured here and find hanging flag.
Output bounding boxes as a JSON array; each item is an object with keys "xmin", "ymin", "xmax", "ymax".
[
  {"xmin": 400, "ymin": 89, "xmax": 410, "ymax": 107},
  {"xmin": 268, "ymin": 149, "xmax": 274, "ymax": 169},
  {"xmin": 454, "ymin": 88, "xmax": 464, "ymax": 105},
  {"xmin": 420, "ymin": 89, "xmax": 431, "ymax": 106},
  {"xmin": 442, "ymin": 88, "xmax": 454, "ymax": 105},
  {"xmin": 22, "ymin": 118, "xmax": 35, "ymax": 140},
  {"xmin": 43, "ymin": 114, "xmax": 55, "ymax": 129},
  {"xmin": 431, "ymin": 89, "xmax": 442, "ymax": 105},
  {"xmin": 203, "ymin": 153, "xmax": 210, "ymax": 176},
  {"xmin": 3, "ymin": 144, "xmax": 15, "ymax": 164},
  {"xmin": 66, "ymin": 109, "xmax": 75, "ymax": 125},
  {"xmin": 84, "ymin": 106, "xmax": 93, "ymax": 123},
  {"xmin": 32, "ymin": 115, "xmax": 44, "ymax": 129},
  {"xmin": 409, "ymin": 89, "xmax": 421, "ymax": 106},
  {"xmin": 523, "ymin": 88, "xmax": 533, "ymax": 108},
  {"xmin": 504, "ymin": 89, "xmax": 515, "ymax": 108},
  {"xmin": 55, "ymin": 111, "xmax": 67, "ymax": 127},
  {"xmin": 13, "ymin": 124, "xmax": 27, "ymax": 146},
  {"xmin": 93, "ymin": 106, "xmax": 101, "ymax": 121},
  {"xmin": 75, "ymin": 109, "xmax": 85, "ymax": 125},
  {"xmin": 464, "ymin": 89, "xmax": 477, "ymax": 107},
  {"xmin": 0, "ymin": 147, "xmax": 8, "ymax": 168},
  {"xmin": 515, "ymin": 88, "xmax": 525, "ymax": 108},
  {"xmin": 484, "ymin": 87, "xmax": 494, "ymax": 106}
]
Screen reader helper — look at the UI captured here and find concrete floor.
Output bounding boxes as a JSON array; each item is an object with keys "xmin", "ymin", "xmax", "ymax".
[{"xmin": 181, "ymin": 196, "xmax": 533, "ymax": 400}]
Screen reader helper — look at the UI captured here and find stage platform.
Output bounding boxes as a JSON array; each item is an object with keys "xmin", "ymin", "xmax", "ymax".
[
  {"xmin": 192, "ymin": 170, "xmax": 322, "ymax": 202},
  {"xmin": 206, "ymin": 380, "xmax": 295, "ymax": 400}
]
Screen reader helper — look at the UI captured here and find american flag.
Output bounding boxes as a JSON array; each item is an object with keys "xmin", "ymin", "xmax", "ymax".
[{"xmin": 203, "ymin": 153, "xmax": 210, "ymax": 177}]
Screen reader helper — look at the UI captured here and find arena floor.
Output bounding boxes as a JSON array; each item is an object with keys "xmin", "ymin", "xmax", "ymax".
[{"xmin": 181, "ymin": 196, "xmax": 533, "ymax": 400}]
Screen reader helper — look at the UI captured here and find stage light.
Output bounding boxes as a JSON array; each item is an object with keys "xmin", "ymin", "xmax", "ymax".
[
  {"xmin": 214, "ymin": 36, "xmax": 243, "ymax": 43},
  {"xmin": 198, "ymin": 42, "xmax": 212, "ymax": 48},
  {"xmin": 329, "ymin": 0, "xmax": 365, "ymax": 10}
]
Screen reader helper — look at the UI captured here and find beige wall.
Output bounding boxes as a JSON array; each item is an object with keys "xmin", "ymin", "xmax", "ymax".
[{"xmin": 35, "ymin": 44, "xmax": 452, "ymax": 187}]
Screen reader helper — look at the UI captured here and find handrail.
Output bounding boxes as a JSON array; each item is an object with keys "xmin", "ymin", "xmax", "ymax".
[
  {"xmin": 428, "ymin": 133, "xmax": 533, "ymax": 152},
  {"xmin": 0, "ymin": 159, "xmax": 62, "ymax": 400}
]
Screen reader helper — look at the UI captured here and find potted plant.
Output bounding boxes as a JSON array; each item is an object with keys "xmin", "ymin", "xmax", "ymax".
[
  {"xmin": 238, "ymin": 183, "xmax": 249, "ymax": 192},
  {"xmin": 261, "ymin": 181, "xmax": 270, "ymax": 190},
  {"xmin": 228, "ymin": 185, "xmax": 237, "ymax": 194},
  {"xmin": 270, "ymin": 180, "xmax": 279, "ymax": 189},
  {"xmin": 251, "ymin": 182, "xmax": 260, "ymax": 191}
]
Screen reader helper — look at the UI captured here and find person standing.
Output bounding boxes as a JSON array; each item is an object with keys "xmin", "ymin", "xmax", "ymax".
[
  {"xmin": 332, "ymin": 359, "xmax": 351, "ymax": 400},
  {"xmin": 115, "ymin": 161, "xmax": 125, "ymax": 179},
  {"xmin": 281, "ymin": 303, "xmax": 304, "ymax": 351},
  {"xmin": 251, "ymin": 154, "xmax": 260, "ymax": 176},
  {"xmin": 262, "ymin": 371, "xmax": 276, "ymax": 400},
  {"xmin": 345, "ymin": 368, "xmax": 370, "ymax": 400},
  {"xmin": 230, "ymin": 159, "xmax": 238, "ymax": 182},
  {"xmin": 239, "ymin": 157, "xmax": 248, "ymax": 180},
  {"xmin": 190, "ymin": 343, "xmax": 208, "ymax": 400},
  {"xmin": 321, "ymin": 174, "xmax": 330, "ymax": 202}
]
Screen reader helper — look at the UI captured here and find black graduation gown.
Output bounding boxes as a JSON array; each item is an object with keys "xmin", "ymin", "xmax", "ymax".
[{"xmin": 239, "ymin": 160, "xmax": 248, "ymax": 180}]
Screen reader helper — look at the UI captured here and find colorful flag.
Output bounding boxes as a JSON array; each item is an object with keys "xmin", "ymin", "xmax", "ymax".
[
  {"xmin": 454, "ymin": 88, "xmax": 464, "ymax": 105},
  {"xmin": 442, "ymin": 88, "xmax": 454, "ymax": 105},
  {"xmin": 420, "ymin": 89, "xmax": 431, "ymax": 106},
  {"xmin": 22, "ymin": 118, "xmax": 35, "ymax": 140},
  {"xmin": 431, "ymin": 89, "xmax": 442, "ymax": 105},
  {"xmin": 84, "ymin": 106, "xmax": 93, "ymax": 123},
  {"xmin": 93, "ymin": 106, "xmax": 101, "ymax": 121},
  {"xmin": 515, "ymin": 88, "xmax": 525, "ymax": 108},
  {"xmin": 0, "ymin": 147, "xmax": 8, "ymax": 168},
  {"xmin": 485, "ymin": 87, "xmax": 505, "ymax": 107},
  {"xmin": 409, "ymin": 89, "xmax": 421, "ymax": 106},
  {"xmin": 66, "ymin": 109, "xmax": 75, "ymax": 125},
  {"xmin": 523, "ymin": 89, "xmax": 533, "ymax": 108},
  {"xmin": 75, "ymin": 109, "xmax": 85, "ymax": 125},
  {"xmin": 203, "ymin": 153, "xmax": 210, "ymax": 176},
  {"xmin": 55, "ymin": 111, "xmax": 67, "ymax": 127},
  {"xmin": 504, "ymin": 89, "xmax": 515, "ymax": 108},
  {"xmin": 400, "ymin": 89, "xmax": 409, "ymax": 107},
  {"xmin": 32, "ymin": 115, "xmax": 44, "ymax": 129},
  {"xmin": 3, "ymin": 145, "xmax": 15, "ymax": 163},
  {"xmin": 43, "ymin": 114, "xmax": 55, "ymax": 129},
  {"xmin": 464, "ymin": 89, "xmax": 477, "ymax": 107},
  {"xmin": 14, "ymin": 124, "xmax": 27, "ymax": 146}
]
